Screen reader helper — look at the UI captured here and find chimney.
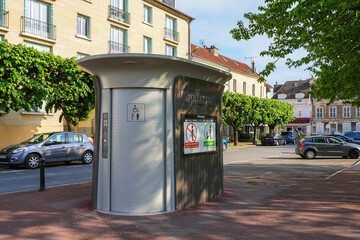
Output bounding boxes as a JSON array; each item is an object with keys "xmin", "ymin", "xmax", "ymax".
[
  {"xmin": 252, "ymin": 60, "xmax": 256, "ymax": 73},
  {"xmin": 208, "ymin": 45, "xmax": 219, "ymax": 56}
]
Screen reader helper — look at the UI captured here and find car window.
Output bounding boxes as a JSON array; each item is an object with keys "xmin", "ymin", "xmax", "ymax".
[
  {"xmin": 47, "ymin": 133, "xmax": 66, "ymax": 145},
  {"xmin": 281, "ymin": 132, "xmax": 291, "ymax": 136},
  {"xmin": 327, "ymin": 137, "xmax": 342, "ymax": 144},
  {"xmin": 68, "ymin": 133, "xmax": 82, "ymax": 143},
  {"xmin": 314, "ymin": 137, "xmax": 326, "ymax": 143},
  {"xmin": 356, "ymin": 133, "xmax": 360, "ymax": 138},
  {"xmin": 25, "ymin": 133, "xmax": 52, "ymax": 144},
  {"xmin": 346, "ymin": 132, "xmax": 354, "ymax": 138}
]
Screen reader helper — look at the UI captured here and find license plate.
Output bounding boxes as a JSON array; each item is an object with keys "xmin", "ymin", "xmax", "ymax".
[
  {"xmin": 265, "ymin": 138, "xmax": 270, "ymax": 140},
  {"xmin": 0, "ymin": 155, "xmax": 6, "ymax": 159}
]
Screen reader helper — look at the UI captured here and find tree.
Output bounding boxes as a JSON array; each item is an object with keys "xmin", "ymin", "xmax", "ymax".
[
  {"xmin": 0, "ymin": 40, "xmax": 55, "ymax": 113},
  {"xmin": 231, "ymin": 1, "xmax": 360, "ymax": 105},
  {"xmin": 266, "ymin": 99, "xmax": 294, "ymax": 132},
  {"xmin": 222, "ymin": 91, "xmax": 251, "ymax": 146},
  {"xmin": 247, "ymin": 97, "xmax": 270, "ymax": 145},
  {"xmin": 46, "ymin": 57, "xmax": 95, "ymax": 132}
]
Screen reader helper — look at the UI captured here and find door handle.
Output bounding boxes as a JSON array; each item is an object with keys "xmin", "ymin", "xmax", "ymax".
[
  {"xmin": 80, "ymin": 144, "xmax": 84, "ymax": 147},
  {"xmin": 62, "ymin": 146, "xmax": 67, "ymax": 149}
]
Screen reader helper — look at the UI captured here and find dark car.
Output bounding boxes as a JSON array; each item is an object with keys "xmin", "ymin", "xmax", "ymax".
[
  {"xmin": 0, "ymin": 132, "xmax": 94, "ymax": 169},
  {"xmin": 281, "ymin": 131, "xmax": 301, "ymax": 144},
  {"xmin": 295, "ymin": 136, "xmax": 360, "ymax": 159},
  {"xmin": 328, "ymin": 134, "xmax": 360, "ymax": 145},
  {"xmin": 261, "ymin": 133, "xmax": 286, "ymax": 146},
  {"xmin": 344, "ymin": 131, "xmax": 360, "ymax": 140}
]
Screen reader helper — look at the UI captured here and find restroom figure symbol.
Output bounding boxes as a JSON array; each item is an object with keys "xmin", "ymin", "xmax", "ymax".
[{"xmin": 131, "ymin": 105, "xmax": 140, "ymax": 121}]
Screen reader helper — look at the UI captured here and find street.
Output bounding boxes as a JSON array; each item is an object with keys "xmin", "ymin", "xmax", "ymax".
[{"xmin": 0, "ymin": 144, "xmax": 358, "ymax": 194}]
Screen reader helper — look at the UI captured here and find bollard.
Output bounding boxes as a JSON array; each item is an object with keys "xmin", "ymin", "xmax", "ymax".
[{"xmin": 39, "ymin": 157, "xmax": 46, "ymax": 192}]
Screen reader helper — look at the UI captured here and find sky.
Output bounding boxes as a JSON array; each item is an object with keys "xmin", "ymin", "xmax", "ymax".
[{"xmin": 176, "ymin": 0, "xmax": 312, "ymax": 87}]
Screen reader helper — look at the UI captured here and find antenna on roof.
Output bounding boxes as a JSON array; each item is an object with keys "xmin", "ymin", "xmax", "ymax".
[
  {"xmin": 199, "ymin": 39, "xmax": 206, "ymax": 47},
  {"xmin": 245, "ymin": 56, "xmax": 257, "ymax": 62}
]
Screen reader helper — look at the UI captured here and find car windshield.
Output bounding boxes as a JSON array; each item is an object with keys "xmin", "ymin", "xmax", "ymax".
[
  {"xmin": 264, "ymin": 134, "xmax": 275, "ymax": 137},
  {"xmin": 281, "ymin": 132, "xmax": 292, "ymax": 136},
  {"xmin": 23, "ymin": 133, "xmax": 53, "ymax": 144}
]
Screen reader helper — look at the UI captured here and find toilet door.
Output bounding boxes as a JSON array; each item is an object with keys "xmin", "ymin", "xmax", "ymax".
[{"xmin": 110, "ymin": 89, "xmax": 165, "ymax": 214}]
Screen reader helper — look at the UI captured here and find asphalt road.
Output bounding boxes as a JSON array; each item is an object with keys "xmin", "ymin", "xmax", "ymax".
[{"xmin": 0, "ymin": 144, "xmax": 358, "ymax": 194}]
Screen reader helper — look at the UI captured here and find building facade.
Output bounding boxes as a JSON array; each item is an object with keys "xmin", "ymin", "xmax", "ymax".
[
  {"xmin": 0, "ymin": 0, "xmax": 193, "ymax": 148},
  {"xmin": 312, "ymin": 100, "xmax": 360, "ymax": 135},
  {"xmin": 272, "ymin": 78, "xmax": 314, "ymax": 134}
]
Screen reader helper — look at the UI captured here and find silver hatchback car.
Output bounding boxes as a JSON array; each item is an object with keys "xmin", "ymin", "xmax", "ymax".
[{"xmin": 0, "ymin": 132, "xmax": 94, "ymax": 169}]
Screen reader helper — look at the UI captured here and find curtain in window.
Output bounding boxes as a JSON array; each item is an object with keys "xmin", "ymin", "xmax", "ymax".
[
  {"xmin": 111, "ymin": 27, "xmax": 125, "ymax": 53},
  {"xmin": 25, "ymin": 0, "xmax": 49, "ymax": 38}
]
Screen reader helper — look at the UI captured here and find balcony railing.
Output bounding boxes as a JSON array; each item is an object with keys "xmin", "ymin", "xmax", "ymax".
[
  {"xmin": 164, "ymin": 27, "xmax": 179, "ymax": 42},
  {"xmin": 109, "ymin": 41, "xmax": 130, "ymax": 53},
  {"xmin": 21, "ymin": 16, "xmax": 56, "ymax": 40},
  {"xmin": 109, "ymin": 5, "xmax": 130, "ymax": 25},
  {"xmin": 0, "ymin": 10, "xmax": 9, "ymax": 29}
]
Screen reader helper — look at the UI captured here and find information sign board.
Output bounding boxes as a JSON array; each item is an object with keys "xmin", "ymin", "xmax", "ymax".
[{"xmin": 184, "ymin": 117, "xmax": 216, "ymax": 154}]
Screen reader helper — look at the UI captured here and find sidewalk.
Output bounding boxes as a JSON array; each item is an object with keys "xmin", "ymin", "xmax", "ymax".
[{"xmin": 0, "ymin": 164, "xmax": 359, "ymax": 240}]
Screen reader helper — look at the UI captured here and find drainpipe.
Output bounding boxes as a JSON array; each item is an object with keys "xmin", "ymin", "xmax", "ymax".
[{"xmin": 187, "ymin": 19, "xmax": 192, "ymax": 60}]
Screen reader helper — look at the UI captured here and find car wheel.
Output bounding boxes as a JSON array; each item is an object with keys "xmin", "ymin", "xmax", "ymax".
[
  {"xmin": 305, "ymin": 150, "xmax": 316, "ymax": 159},
  {"xmin": 348, "ymin": 149, "xmax": 359, "ymax": 159},
  {"xmin": 25, "ymin": 154, "xmax": 40, "ymax": 169},
  {"xmin": 275, "ymin": 141, "xmax": 279, "ymax": 146},
  {"xmin": 223, "ymin": 143, "xmax": 227, "ymax": 151},
  {"xmin": 81, "ymin": 151, "xmax": 93, "ymax": 164}
]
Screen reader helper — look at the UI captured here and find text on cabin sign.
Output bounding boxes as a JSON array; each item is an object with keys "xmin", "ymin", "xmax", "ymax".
[{"xmin": 181, "ymin": 91, "xmax": 215, "ymax": 105}]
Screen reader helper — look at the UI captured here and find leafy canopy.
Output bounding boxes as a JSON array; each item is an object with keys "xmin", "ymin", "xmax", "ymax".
[{"xmin": 231, "ymin": 1, "xmax": 360, "ymax": 105}]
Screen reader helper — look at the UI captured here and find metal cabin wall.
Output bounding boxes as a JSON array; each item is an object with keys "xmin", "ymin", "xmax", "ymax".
[{"xmin": 174, "ymin": 76, "xmax": 224, "ymax": 210}]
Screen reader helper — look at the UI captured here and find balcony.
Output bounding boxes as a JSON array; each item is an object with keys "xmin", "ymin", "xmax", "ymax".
[
  {"xmin": 109, "ymin": 5, "xmax": 130, "ymax": 25},
  {"xmin": 0, "ymin": 10, "xmax": 9, "ymax": 29},
  {"xmin": 164, "ymin": 27, "xmax": 179, "ymax": 42},
  {"xmin": 109, "ymin": 41, "xmax": 130, "ymax": 53},
  {"xmin": 21, "ymin": 16, "xmax": 56, "ymax": 41}
]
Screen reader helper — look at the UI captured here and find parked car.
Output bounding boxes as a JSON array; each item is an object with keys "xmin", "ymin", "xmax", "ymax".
[
  {"xmin": 281, "ymin": 131, "xmax": 301, "ymax": 144},
  {"xmin": 222, "ymin": 139, "xmax": 228, "ymax": 151},
  {"xmin": 344, "ymin": 131, "xmax": 360, "ymax": 140},
  {"xmin": 0, "ymin": 132, "xmax": 94, "ymax": 169},
  {"xmin": 295, "ymin": 136, "xmax": 360, "ymax": 159},
  {"xmin": 328, "ymin": 134, "xmax": 360, "ymax": 145},
  {"xmin": 261, "ymin": 133, "xmax": 286, "ymax": 146}
]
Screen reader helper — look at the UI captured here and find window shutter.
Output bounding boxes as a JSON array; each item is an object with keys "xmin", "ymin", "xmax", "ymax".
[
  {"xmin": 174, "ymin": 18, "xmax": 177, "ymax": 41},
  {"xmin": 124, "ymin": 30, "xmax": 128, "ymax": 52},
  {"xmin": 149, "ymin": 7, "xmax": 152, "ymax": 24},
  {"xmin": 149, "ymin": 38, "xmax": 152, "ymax": 54},
  {"xmin": 174, "ymin": 46, "xmax": 177, "ymax": 56},
  {"xmin": 49, "ymin": 4, "xmax": 53, "ymax": 39},
  {"xmin": 87, "ymin": 17, "xmax": 91, "ymax": 38}
]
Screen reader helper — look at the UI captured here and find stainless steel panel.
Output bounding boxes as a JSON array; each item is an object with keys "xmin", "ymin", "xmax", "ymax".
[{"xmin": 111, "ymin": 89, "xmax": 165, "ymax": 213}]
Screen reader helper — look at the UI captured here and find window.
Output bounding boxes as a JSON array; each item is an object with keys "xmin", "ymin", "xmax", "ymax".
[
  {"xmin": 165, "ymin": 16, "xmax": 177, "ymax": 41},
  {"xmin": 165, "ymin": 44, "xmax": 176, "ymax": 56},
  {"xmin": 47, "ymin": 133, "xmax": 66, "ymax": 145},
  {"xmin": 24, "ymin": 41, "xmax": 51, "ymax": 52},
  {"xmin": 0, "ymin": 35, "xmax": 3, "ymax": 41},
  {"xmin": 343, "ymin": 106, "xmax": 351, "ymax": 118},
  {"xmin": 243, "ymin": 82, "xmax": 246, "ymax": 94},
  {"xmin": 143, "ymin": 5, "xmax": 152, "ymax": 24},
  {"xmin": 68, "ymin": 133, "xmax": 83, "ymax": 143},
  {"xmin": 252, "ymin": 84, "xmax": 255, "ymax": 96},
  {"xmin": 77, "ymin": 53, "xmax": 88, "ymax": 60},
  {"xmin": 233, "ymin": 80, "xmax": 237, "ymax": 93},
  {"xmin": 77, "ymin": 14, "xmax": 90, "ymax": 38},
  {"xmin": 0, "ymin": 0, "xmax": 6, "ymax": 28},
  {"xmin": 110, "ymin": 26, "xmax": 128, "ymax": 53},
  {"xmin": 24, "ymin": 0, "xmax": 53, "ymax": 39},
  {"xmin": 110, "ymin": 0, "xmax": 129, "ymax": 24},
  {"xmin": 329, "ymin": 107, "xmax": 337, "ymax": 118},
  {"xmin": 316, "ymin": 107, "xmax": 323, "ymax": 118},
  {"xmin": 143, "ymin": 36, "xmax": 152, "ymax": 53},
  {"xmin": 357, "ymin": 108, "xmax": 360, "ymax": 118},
  {"xmin": 22, "ymin": 101, "xmax": 52, "ymax": 114},
  {"xmin": 297, "ymin": 99, "xmax": 302, "ymax": 102}
]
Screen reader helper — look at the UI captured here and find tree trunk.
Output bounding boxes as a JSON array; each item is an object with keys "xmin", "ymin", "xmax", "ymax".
[
  {"xmin": 253, "ymin": 125, "xmax": 258, "ymax": 145},
  {"xmin": 232, "ymin": 125, "xmax": 238, "ymax": 146}
]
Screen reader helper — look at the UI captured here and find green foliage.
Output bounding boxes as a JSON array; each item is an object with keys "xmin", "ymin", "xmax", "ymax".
[
  {"xmin": 231, "ymin": 1, "xmax": 360, "ymax": 105},
  {"xmin": 222, "ymin": 91, "xmax": 251, "ymax": 145},
  {"xmin": 222, "ymin": 91, "xmax": 294, "ymax": 145},
  {"xmin": 45, "ymin": 57, "xmax": 94, "ymax": 131},
  {"xmin": 0, "ymin": 40, "xmax": 55, "ymax": 113},
  {"xmin": 0, "ymin": 40, "xmax": 95, "ymax": 131}
]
